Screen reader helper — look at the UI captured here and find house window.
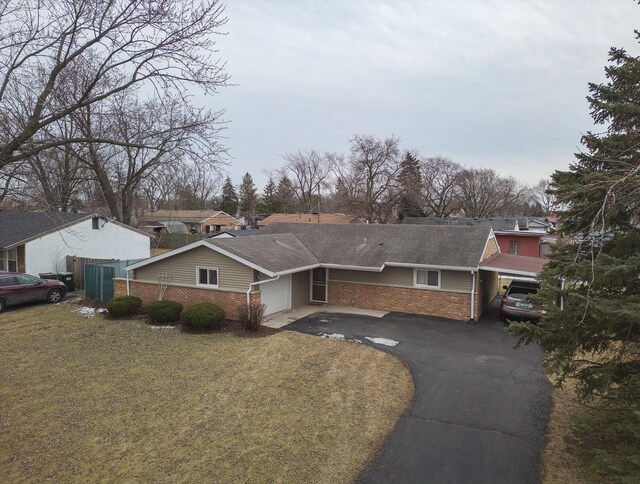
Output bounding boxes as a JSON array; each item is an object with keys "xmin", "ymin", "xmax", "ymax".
[
  {"xmin": 196, "ymin": 266, "xmax": 219, "ymax": 287},
  {"xmin": 509, "ymin": 241, "xmax": 520, "ymax": 255},
  {"xmin": 414, "ymin": 269, "xmax": 440, "ymax": 288},
  {"xmin": 0, "ymin": 248, "xmax": 17, "ymax": 272}
]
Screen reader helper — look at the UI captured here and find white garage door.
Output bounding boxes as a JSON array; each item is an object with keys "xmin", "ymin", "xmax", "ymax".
[{"xmin": 261, "ymin": 275, "xmax": 291, "ymax": 315}]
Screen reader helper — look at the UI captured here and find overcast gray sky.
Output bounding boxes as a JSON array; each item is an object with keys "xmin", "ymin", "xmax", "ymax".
[{"xmin": 212, "ymin": 0, "xmax": 638, "ymax": 189}]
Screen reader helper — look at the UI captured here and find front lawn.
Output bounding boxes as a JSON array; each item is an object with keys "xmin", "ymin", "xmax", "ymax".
[{"xmin": 0, "ymin": 304, "xmax": 413, "ymax": 482}]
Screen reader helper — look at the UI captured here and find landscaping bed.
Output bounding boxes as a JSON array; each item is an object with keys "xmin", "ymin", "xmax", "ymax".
[{"xmin": 0, "ymin": 304, "xmax": 413, "ymax": 482}]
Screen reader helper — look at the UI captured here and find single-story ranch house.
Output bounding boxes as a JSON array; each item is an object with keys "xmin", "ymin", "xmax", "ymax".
[
  {"xmin": 119, "ymin": 223, "xmax": 545, "ymax": 322},
  {"xmin": 0, "ymin": 211, "xmax": 151, "ymax": 275},
  {"xmin": 141, "ymin": 210, "xmax": 241, "ymax": 234}
]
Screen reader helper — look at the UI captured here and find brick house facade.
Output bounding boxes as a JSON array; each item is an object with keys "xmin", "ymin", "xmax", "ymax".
[
  {"xmin": 121, "ymin": 224, "xmax": 522, "ymax": 323},
  {"xmin": 114, "ymin": 279, "xmax": 260, "ymax": 321},
  {"xmin": 328, "ymin": 280, "xmax": 473, "ymax": 320}
]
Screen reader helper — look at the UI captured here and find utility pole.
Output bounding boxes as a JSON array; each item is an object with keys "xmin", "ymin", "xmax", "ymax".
[{"xmin": 317, "ymin": 184, "xmax": 321, "ymax": 223}]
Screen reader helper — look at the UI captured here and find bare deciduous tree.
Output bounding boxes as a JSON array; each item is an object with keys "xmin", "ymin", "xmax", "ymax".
[
  {"xmin": 531, "ymin": 178, "xmax": 557, "ymax": 213},
  {"xmin": 458, "ymin": 168, "xmax": 524, "ymax": 217},
  {"xmin": 0, "ymin": 160, "xmax": 25, "ymax": 204},
  {"xmin": 347, "ymin": 135, "xmax": 401, "ymax": 223},
  {"xmin": 0, "ymin": 0, "xmax": 228, "ymax": 170},
  {"xmin": 281, "ymin": 149, "xmax": 331, "ymax": 212},
  {"xmin": 420, "ymin": 156, "xmax": 463, "ymax": 217},
  {"xmin": 69, "ymin": 90, "xmax": 225, "ymax": 224}
]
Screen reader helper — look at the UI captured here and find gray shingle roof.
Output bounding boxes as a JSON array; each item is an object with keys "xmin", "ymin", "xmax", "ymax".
[
  {"xmin": 0, "ymin": 211, "xmax": 91, "ymax": 249},
  {"xmin": 258, "ymin": 223, "xmax": 491, "ymax": 270},
  {"xmin": 402, "ymin": 216, "xmax": 519, "ymax": 232},
  {"xmin": 206, "ymin": 233, "xmax": 319, "ymax": 273}
]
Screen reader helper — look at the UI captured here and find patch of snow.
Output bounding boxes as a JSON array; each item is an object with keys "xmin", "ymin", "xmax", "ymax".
[
  {"xmin": 319, "ymin": 332, "xmax": 345, "ymax": 340},
  {"xmin": 150, "ymin": 325, "xmax": 176, "ymax": 330},
  {"xmin": 73, "ymin": 306, "xmax": 104, "ymax": 317},
  {"xmin": 365, "ymin": 337, "xmax": 399, "ymax": 347},
  {"xmin": 349, "ymin": 338, "xmax": 363, "ymax": 344}
]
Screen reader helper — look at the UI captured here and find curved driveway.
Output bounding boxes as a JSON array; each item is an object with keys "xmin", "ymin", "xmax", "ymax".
[{"xmin": 284, "ymin": 300, "xmax": 551, "ymax": 483}]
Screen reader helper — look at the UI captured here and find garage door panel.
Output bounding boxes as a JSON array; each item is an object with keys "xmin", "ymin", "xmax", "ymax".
[{"xmin": 261, "ymin": 275, "xmax": 290, "ymax": 315}]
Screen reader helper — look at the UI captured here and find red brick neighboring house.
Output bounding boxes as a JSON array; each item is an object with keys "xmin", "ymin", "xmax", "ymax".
[
  {"xmin": 494, "ymin": 231, "xmax": 544, "ymax": 258},
  {"xmin": 116, "ymin": 223, "xmax": 547, "ymax": 323}
]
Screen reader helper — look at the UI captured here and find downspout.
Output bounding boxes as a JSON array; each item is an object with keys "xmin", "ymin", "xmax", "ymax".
[
  {"xmin": 470, "ymin": 270, "xmax": 476, "ymax": 321},
  {"xmin": 247, "ymin": 274, "xmax": 280, "ymax": 308},
  {"xmin": 126, "ymin": 269, "xmax": 131, "ymax": 296}
]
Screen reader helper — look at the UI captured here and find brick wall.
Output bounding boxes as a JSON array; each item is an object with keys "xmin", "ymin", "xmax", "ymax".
[
  {"xmin": 114, "ymin": 279, "xmax": 260, "ymax": 321},
  {"xmin": 327, "ymin": 281, "xmax": 472, "ymax": 321}
]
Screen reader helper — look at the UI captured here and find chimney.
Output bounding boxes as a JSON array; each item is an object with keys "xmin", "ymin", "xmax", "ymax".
[{"xmin": 363, "ymin": 237, "xmax": 368, "ymax": 244}]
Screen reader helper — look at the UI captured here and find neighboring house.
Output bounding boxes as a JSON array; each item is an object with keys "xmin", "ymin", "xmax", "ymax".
[
  {"xmin": 517, "ymin": 217, "xmax": 552, "ymax": 232},
  {"xmin": 493, "ymin": 231, "xmax": 544, "ymax": 257},
  {"xmin": 119, "ymin": 223, "xmax": 545, "ymax": 322},
  {"xmin": 141, "ymin": 210, "xmax": 241, "ymax": 234},
  {"xmin": 0, "ymin": 212, "xmax": 151, "ymax": 276},
  {"xmin": 206, "ymin": 230, "xmax": 255, "ymax": 239},
  {"xmin": 257, "ymin": 213, "xmax": 366, "ymax": 228},
  {"xmin": 403, "ymin": 216, "xmax": 551, "ymax": 257},
  {"xmin": 402, "ymin": 216, "xmax": 520, "ymax": 231}
]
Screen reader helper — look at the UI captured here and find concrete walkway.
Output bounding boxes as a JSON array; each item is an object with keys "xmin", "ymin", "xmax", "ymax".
[{"xmin": 263, "ymin": 305, "xmax": 388, "ymax": 329}]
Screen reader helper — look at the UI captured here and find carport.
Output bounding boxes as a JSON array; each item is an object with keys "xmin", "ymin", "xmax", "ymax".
[{"xmin": 479, "ymin": 252, "xmax": 547, "ymax": 278}]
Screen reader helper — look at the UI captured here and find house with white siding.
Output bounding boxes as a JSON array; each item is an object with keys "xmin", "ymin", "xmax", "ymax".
[{"xmin": 0, "ymin": 211, "xmax": 151, "ymax": 276}]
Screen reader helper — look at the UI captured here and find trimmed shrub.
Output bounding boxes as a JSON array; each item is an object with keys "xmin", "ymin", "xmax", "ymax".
[
  {"xmin": 107, "ymin": 295, "xmax": 142, "ymax": 317},
  {"xmin": 180, "ymin": 303, "xmax": 226, "ymax": 331},
  {"xmin": 238, "ymin": 302, "xmax": 266, "ymax": 332},
  {"xmin": 146, "ymin": 300, "xmax": 183, "ymax": 325}
]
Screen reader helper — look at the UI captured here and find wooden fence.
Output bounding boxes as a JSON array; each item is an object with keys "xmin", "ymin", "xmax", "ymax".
[{"xmin": 66, "ymin": 256, "xmax": 117, "ymax": 289}]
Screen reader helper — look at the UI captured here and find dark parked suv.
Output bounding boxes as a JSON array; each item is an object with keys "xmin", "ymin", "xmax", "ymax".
[
  {"xmin": 500, "ymin": 280, "xmax": 544, "ymax": 322},
  {"xmin": 0, "ymin": 272, "xmax": 67, "ymax": 313}
]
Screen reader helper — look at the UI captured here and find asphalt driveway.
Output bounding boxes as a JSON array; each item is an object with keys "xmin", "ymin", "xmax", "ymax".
[{"xmin": 284, "ymin": 299, "xmax": 551, "ymax": 483}]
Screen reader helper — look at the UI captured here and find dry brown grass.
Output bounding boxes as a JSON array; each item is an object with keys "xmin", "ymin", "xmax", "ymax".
[
  {"xmin": 542, "ymin": 377, "xmax": 586, "ymax": 484},
  {"xmin": 0, "ymin": 303, "xmax": 413, "ymax": 483}
]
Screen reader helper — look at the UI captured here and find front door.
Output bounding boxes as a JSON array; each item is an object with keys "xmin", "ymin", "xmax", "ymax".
[{"xmin": 311, "ymin": 268, "xmax": 327, "ymax": 303}]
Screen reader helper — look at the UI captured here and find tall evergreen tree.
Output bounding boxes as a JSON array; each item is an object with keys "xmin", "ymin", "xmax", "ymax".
[
  {"xmin": 276, "ymin": 175, "xmax": 296, "ymax": 213},
  {"xmin": 238, "ymin": 172, "xmax": 258, "ymax": 223},
  {"xmin": 509, "ymin": 34, "xmax": 640, "ymax": 479},
  {"xmin": 396, "ymin": 152, "xmax": 424, "ymax": 220},
  {"xmin": 219, "ymin": 176, "xmax": 238, "ymax": 215},
  {"xmin": 258, "ymin": 177, "xmax": 281, "ymax": 214}
]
